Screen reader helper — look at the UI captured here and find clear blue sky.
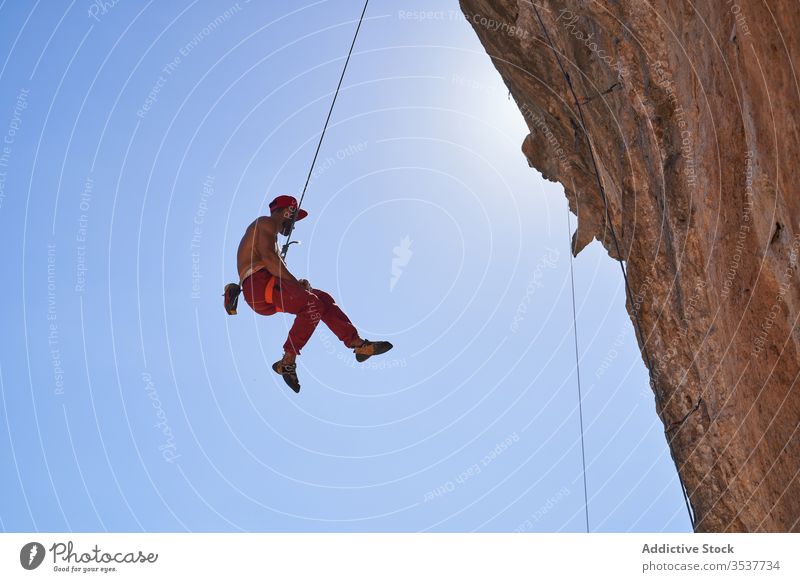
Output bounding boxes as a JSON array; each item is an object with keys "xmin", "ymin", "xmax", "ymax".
[{"xmin": 0, "ymin": 0, "xmax": 690, "ymax": 532}]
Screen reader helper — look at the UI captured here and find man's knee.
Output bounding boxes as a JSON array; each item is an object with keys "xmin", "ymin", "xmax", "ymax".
[{"xmin": 310, "ymin": 288, "xmax": 335, "ymax": 305}]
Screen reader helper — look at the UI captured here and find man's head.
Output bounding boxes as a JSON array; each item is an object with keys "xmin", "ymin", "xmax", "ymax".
[{"xmin": 268, "ymin": 195, "xmax": 308, "ymax": 236}]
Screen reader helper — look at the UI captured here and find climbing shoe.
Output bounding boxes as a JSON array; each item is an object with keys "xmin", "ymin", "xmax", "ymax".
[
  {"xmin": 272, "ymin": 360, "xmax": 301, "ymax": 393},
  {"xmin": 353, "ymin": 339, "xmax": 394, "ymax": 363},
  {"xmin": 223, "ymin": 283, "xmax": 241, "ymax": 315}
]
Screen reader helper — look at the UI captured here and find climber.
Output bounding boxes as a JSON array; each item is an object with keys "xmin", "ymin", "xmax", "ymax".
[{"xmin": 224, "ymin": 195, "xmax": 393, "ymax": 393}]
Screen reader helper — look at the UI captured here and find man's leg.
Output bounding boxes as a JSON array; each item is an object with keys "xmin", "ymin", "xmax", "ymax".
[
  {"xmin": 309, "ymin": 288, "xmax": 392, "ymax": 362},
  {"xmin": 274, "ymin": 281, "xmax": 330, "ymax": 359},
  {"xmin": 273, "ymin": 283, "xmax": 392, "ymax": 388},
  {"xmin": 241, "ymin": 270, "xmax": 278, "ymax": 316},
  {"xmin": 310, "ymin": 288, "xmax": 363, "ymax": 348}
]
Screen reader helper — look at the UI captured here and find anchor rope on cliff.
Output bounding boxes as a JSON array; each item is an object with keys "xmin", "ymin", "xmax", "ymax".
[
  {"xmin": 280, "ymin": 0, "xmax": 370, "ymax": 260},
  {"xmin": 531, "ymin": 3, "xmax": 697, "ymax": 530},
  {"xmin": 566, "ymin": 205, "xmax": 590, "ymax": 533}
]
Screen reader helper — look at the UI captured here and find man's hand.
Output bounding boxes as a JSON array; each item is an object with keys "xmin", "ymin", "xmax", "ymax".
[{"xmin": 298, "ymin": 279, "xmax": 312, "ymax": 291}]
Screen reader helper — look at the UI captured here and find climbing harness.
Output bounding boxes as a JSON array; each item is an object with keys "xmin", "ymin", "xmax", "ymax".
[
  {"xmin": 280, "ymin": 0, "xmax": 371, "ymax": 260},
  {"xmin": 531, "ymin": 3, "xmax": 697, "ymax": 530}
]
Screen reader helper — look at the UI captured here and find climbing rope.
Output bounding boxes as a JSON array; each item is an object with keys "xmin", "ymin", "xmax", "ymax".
[
  {"xmin": 281, "ymin": 0, "xmax": 370, "ymax": 260},
  {"xmin": 531, "ymin": 3, "xmax": 696, "ymax": 529},
  {"xmin": 566, "ymin": 206, "xmax": 590, "ymax": 533}
]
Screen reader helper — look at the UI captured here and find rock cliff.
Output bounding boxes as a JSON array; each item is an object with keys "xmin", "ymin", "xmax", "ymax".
[{"xmin": 460, "ymin": 0, "xmax": 800, "ymax": 532}]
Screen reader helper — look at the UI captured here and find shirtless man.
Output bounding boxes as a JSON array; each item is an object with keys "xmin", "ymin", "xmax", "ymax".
[{"xmin": 229, "ymin": 195, "xmax": 393, "ymax": 393}]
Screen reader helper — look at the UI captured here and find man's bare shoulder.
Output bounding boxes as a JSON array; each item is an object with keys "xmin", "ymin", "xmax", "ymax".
[{"xmin": 250, "ymin": 215, "xmax": 276, "ymax": 235}]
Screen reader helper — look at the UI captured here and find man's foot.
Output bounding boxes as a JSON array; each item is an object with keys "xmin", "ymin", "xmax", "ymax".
[
  {"xmin": 272, "ymin": 359, "xmax": 301, "ymax": 393},
  {"xmin": 353, "ymin": 339, "xmax": 394, "ymax": 363}
]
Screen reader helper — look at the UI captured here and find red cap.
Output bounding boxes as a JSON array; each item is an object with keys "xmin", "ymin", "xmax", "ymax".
[{"xmin": 268, "ymin": 195, "xmax": 308, "ymax": 221}]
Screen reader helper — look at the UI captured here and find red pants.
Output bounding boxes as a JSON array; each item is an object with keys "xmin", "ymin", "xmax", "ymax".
[{"xmin": 241, "ymin": 269, "xmax": 360, "ymax": 356}]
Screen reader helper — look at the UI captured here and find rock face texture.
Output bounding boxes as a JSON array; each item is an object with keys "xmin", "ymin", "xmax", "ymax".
[{"xmin": 460, "ymin": 0, "xmax": 800, "ymax": 532}]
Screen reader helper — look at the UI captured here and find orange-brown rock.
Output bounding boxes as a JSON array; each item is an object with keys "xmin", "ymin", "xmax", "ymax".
[{"xmin": 460, "ymin": 0, "xmax": 800, "ymax": 532}]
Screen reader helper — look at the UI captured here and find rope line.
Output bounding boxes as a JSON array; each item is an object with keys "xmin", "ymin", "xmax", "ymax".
[
  {"xmin": 567, "ymin": 206, "xmax": 590, "ymax": 533},
  {"xmin": 531, "ymin": 2, "xmax": 696, "ymax": 529},
  {"xmin": 281, "ymin": 0, "xmax": 370, "ymax": 259}
]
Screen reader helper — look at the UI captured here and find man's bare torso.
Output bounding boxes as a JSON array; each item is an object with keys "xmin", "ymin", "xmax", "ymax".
[{"xmin": 237, "ymin": 217, "xmax": 279, "ymax": 282}]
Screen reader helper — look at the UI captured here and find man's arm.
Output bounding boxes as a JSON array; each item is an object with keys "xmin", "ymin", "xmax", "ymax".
[{"xmin": 255, "ymin": 218, "xmax": 302, "ymax": 286}]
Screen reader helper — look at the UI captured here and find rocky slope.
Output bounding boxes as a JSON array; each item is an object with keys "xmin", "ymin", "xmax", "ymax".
[{"xmin": 460, "ymin": 0, "xmax": 800, "ymax": 532}]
